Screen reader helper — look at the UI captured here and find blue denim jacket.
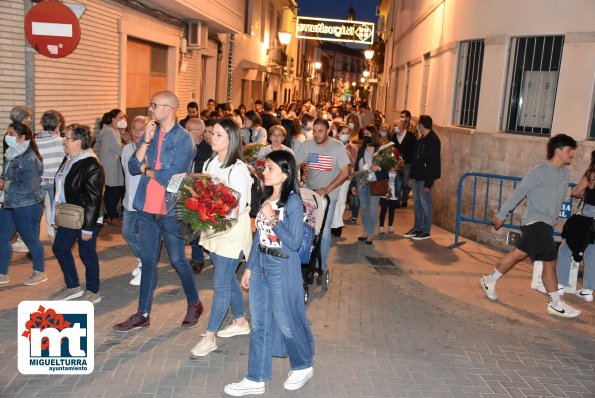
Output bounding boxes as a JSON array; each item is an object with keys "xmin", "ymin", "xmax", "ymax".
[
  {"xmin": 128, "ymin": 122, "xmax": 196, "ymax": 214},
  {"xmin": 2, "ymin": 146, "xmax": 43, "ymax": 208}
]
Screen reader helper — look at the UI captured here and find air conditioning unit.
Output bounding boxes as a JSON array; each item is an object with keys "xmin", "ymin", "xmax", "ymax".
[{"xmin": 187, "ymin": 20, "xmax": 208, "ymax": 49}]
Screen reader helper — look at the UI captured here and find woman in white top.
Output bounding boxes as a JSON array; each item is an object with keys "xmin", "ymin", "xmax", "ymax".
[{"xmin": 190, "ymin": 118, "xmax": 253, "ymax": 357}]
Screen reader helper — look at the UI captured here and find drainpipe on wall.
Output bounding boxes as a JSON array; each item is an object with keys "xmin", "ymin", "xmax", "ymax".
[
  {"xmin": 226, "ymin": 33, "xmax": 235, "ymax": 102},
  {"xmin": 24, "ymin": 0, "xmax": 35, "ymax": 132}
]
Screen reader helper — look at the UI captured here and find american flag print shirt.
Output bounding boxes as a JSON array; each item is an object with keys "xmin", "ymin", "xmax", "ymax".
[{"xmin": 307, "ymin": 153, "xmax": 334, "ymax": 171}]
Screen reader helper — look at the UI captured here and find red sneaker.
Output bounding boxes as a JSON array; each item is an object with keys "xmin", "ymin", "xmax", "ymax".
[
  {"xmin": 181, "ymin": 302, "xmax": 204, "ymax": 328},
  {"xmin": 113, "ymin": 312, "xmax": 150, "ymax": 332}
]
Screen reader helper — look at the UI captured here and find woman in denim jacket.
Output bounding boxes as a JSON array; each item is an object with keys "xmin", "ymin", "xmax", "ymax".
[
  {"xmin": 224, "ymin": 150, "xmax": 314, "ymax": 396},
  {"xmin": 0, "ymin": 122, "xmax": 45, "ymax": 286}
]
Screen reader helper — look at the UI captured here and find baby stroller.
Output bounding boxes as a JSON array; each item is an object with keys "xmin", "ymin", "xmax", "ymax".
[{"xmin": 300, "ymin": 188, "xmax": 330, "ymax": 304}]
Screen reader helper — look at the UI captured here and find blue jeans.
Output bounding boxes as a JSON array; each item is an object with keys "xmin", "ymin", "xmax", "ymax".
[
  {"xmin": 349, "ymin": 192, "xmax": 360, "ymax": 219},
  {"xmin": 137, "ymin": 211, "xmax": 199, "ymax": 314},
  {"xmin": 247, "ymin": 253, "xmax": 314, "ymax": 382},
  {"xmin": 357, "ymin": 184, "xmax": 380, "ymax": 237},
  {"xmin": 412, "ymin": 180, "xmax": 433, "ymax": 234},
  {"xmin": 320, "ymin": 199, "xmax": 337, "ymax": 270},
  {"xmin": 53, "ymin": 224, "xmax": 101, "ymax": 293},
  {"xmin": 122, "ymin": 209, "xmax": 142, "ymax": 259},
  {"xmin": 557, "ymin": 203, "xmax": 595, "ymax": 290},
  {"xmin": 190, "ymin": 237, "xmax": 204, "ymax": 263},
  {"xmin": 0, "ymin": 204, "xmax": 45, "ymax": 274},
  {"xmin": 207, "ymin": 251, "xmax": 245, "ymax": 332},
  {"xmin": 104, "ymin": 185, "xmax": 124, "ymax": 219}
]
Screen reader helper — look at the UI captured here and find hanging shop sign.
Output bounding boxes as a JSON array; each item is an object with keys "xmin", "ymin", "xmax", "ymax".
[{"xmin": 296, "ymin": 16, "xmax": 374, "ymax": 45}]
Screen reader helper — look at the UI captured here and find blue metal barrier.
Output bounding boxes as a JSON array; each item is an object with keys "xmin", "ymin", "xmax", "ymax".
[{"xmin": 448, "ymin": 172, "xmax": 576, "ymax": 249}]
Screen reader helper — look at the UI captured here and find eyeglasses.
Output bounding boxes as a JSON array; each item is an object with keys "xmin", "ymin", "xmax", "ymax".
[{"xmin": 149, "ymin": 102, "xmax": 173, "ymax": 110}]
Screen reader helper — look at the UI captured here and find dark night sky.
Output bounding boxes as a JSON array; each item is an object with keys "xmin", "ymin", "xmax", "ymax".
[{"xmin": 296, "ymin": 0, "xmax": 379, "ymax": 23}]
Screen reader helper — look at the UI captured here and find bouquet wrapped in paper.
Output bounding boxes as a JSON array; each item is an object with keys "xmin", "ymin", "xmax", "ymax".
[
  {"xmin": 243, "ymin": 143, "xmax": 266, "ymax": 179},
  {"xmin": 175, "ymin": 173, "xmax": 240, "ymax": 239},
  {"xmin": 353, "ymin": 142, "xmax": 404, "ymax": 186}
]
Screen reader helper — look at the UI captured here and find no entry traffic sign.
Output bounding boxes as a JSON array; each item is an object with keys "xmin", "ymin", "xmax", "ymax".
[{"xmin": 24, "ymin": 1, "xmax": 81, "ymax": 58}]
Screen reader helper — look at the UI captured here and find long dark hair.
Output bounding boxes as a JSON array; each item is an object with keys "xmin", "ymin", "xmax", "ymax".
[
  {"xmin": 8, "ymin": 122, "xmax": 42, "ymax": 162},
  {"xmin": 210, "ymin": 117, "xmax": 243, "ymax": 168},
  {"xmin": 99, "ymin": 109, "xmax": 122, "ymax": 129},
  {"xmin": 263, "ymin": 150, "xmax": 300, "ymax": 208},
  {"xmin": 585, "ymin": 149, "xmax": 595, "ymax": 187}
]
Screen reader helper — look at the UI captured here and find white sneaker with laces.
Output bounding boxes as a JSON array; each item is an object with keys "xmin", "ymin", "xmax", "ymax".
[
  {"xmin": 131, "ymin": 262, "xmax": 142, "ymax": 277},
  {"xmin": 12, "ymin": 237, "xmax": 28, "ymax": 253},
  {"xmin": 217, "ymin": 320, "xmax": 251, "ymax": 338},
  {"xmin": 547, "ymin": 299, "xmax": 581, "ymax": 318},
  {"xmin": 576, "ymin": 289, "xmax": 593, "ymax": 302},
  {"xmin": 224, "ymin": 378, "xmax": 265, "ymax": 396},
  {"xmin": 190, "ymin": 337, "xmax": 217, "ymax": 357},
  {"xmin": 130, "ymin": 272, "xmax": 141, "ymax": 286},
  {"xmin": 379, "ymin": 227, "xmax": 385, "ymax": 234},
  {"xmin": 284, "ymin": 367, "xmax": 313, "ymax": 390},
  {"xmin": 480, "ymin": 276, "xmax": 498, "ymax": 300},
  {"xmin": 388, "ymin": 226, "xmax": 394, "ymax": 233}
]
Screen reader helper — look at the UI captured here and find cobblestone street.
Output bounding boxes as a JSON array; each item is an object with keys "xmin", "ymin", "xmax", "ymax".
[{"xmin": 0, "ymin": 209, "xmax": 594, "ymax": 397}]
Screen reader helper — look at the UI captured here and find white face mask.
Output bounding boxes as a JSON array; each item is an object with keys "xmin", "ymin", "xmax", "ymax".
[
  {"xmin": 5, "ymin": 135, "xmax": 18, "ymax": 148},
  {"xmin": 348, "ymin": 122, "xmax": 355, "ymax": 129},
  {"xmin": 394, "ymin": 127, "xmax": 401, "ymax": 134},
  {"xmin": 117, "ymin": 119, "xmax": 128, "ymax": 129},
  {"xmin": 380, "ymin": 131, "xmax": 388, "ymax": 138},
  {"xmin": 339, "ymin": 134, "xmax": 349, "ymax": 143}
]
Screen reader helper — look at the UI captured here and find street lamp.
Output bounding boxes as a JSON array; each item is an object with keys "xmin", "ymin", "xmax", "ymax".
[
  {"xmin": 360, "ymin": 77, "xmax": 366, "ymax": 83},
  {"xmin": 364, "ymin": 49, "xmax": 374, "ymax": 60},
  {"xmin": 314, "ymin": 62, "xmax": 321, "ymax": 70},
  {"xmin": 351, "ymin": 82, "xmax": 356, "ymax": 87},
  {"xmin": 363, "ymin": 70, "xmax": 370, "ymax": 78},
  {"xmin": 278, "ymin": 31, "xmax": 292, "ymax": 45}
]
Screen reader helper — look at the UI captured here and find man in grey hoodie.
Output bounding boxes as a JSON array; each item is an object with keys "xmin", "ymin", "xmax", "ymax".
[{"xmin": 480, "ymin": 134, "xmax": 581, "ymax": 319}]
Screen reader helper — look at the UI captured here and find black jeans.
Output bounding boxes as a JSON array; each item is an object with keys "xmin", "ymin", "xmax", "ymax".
[
  {"xmin": 104, "ymin": 185, "xmax": 124, "ymax": 219},
  {"xmin": 379, "ymin": 197, "xmax": 399, "ymax": 227}
]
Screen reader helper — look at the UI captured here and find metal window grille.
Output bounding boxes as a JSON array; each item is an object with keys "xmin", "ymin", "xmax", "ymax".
[
  {"xmin": 503, "ymin": 35, "xmax": 564, "ymax": 135},
  {"xmin": 454, "ymin": 40, "xmax": 484, "ymax": 127}
]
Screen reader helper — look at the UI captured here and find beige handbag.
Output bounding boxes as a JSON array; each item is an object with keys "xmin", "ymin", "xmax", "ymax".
[{"xmin": 54, "ymin": 203, "xmax": 85, "ymax": 229}]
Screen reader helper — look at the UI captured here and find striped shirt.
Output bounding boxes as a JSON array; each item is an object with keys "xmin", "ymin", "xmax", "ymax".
[{"xmin": 35, "ymin": 131, "xmax": 65, "ymax": 187}]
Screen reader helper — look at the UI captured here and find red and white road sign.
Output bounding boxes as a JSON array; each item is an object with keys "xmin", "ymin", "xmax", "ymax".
[{"xmin": 24, "ymin": 1, "xmax": 81, "ymax": 58}]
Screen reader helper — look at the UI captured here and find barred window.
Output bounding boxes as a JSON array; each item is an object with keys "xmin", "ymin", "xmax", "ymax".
[
  {"xmin": 453, "ymin": 40, "xmax": 484, "ymax": 127},
  {"xmin": 503, "ymin": 35, "xmax": 564, "ymax": 135}
]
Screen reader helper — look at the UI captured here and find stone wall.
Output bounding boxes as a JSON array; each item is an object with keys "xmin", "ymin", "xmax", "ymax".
[{"xmin": 431, "ymin": 125, "xmax": 595, "ymax": 249}]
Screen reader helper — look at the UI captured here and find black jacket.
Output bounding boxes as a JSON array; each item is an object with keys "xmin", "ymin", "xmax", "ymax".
[
  {"xmin": 59, "ymin": 157, "xmax": 105, "ymax": 230},
  {"xmin": 409, "ymin": 130, "xmax": 441, "ymax": 188},
  {"xmin": 391, "ymin": 131, "xmax": 417, "ymax": 164}
]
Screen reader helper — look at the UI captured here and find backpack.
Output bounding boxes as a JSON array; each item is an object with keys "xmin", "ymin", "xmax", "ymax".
[{"xmin": 299, "ymin": 221, "xmax": 315, "ymax": 263}]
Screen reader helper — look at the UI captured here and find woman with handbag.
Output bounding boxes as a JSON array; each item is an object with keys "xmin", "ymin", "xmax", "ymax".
[
  {"xmin": 52, "ymin": 124, "xmax": 105, "ymax": 303},
  {"xmin": 350, "ymin": 125, "xmax": 388, "ymax": 245},
  {"xmin": 224, "ymin": 150, "xmax": 314, "ymax": 396},
  {"xmin": 0, "ymin": 122, "xmax": 45, "ymax": 286},
  {"xmin": 557, "ymin": 149, "xmax": 595, "ymax": 303},
  {"xmin": 190, "ymin": 118, "xmax": 253, "ymax": 357}
]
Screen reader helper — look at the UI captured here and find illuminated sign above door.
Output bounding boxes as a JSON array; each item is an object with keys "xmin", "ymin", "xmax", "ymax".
[{"xmin": 296, "ymin": 16, "xmax": 375, "ymax": 45}]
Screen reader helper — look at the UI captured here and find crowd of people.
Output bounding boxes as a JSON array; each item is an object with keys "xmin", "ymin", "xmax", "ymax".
[{"xmin": 0, "ymin": 91, "xmax": 592, "ymax": 394}]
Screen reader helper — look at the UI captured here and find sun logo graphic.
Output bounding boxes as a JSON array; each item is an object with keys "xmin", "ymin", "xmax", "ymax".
[{"xmin": 18, "ymin": 301, "xmax": 94, "ymax": 374}]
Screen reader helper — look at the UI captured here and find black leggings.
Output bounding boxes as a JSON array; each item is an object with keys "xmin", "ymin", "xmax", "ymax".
[{"xmin": 379, "ymin": 197, "xmax": 399, "ymax": 227}]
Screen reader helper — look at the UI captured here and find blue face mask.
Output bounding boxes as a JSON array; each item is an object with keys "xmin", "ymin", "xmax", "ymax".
[{"xmin": 4, "ymin": 135, "xmax": 18, "ymax": 148}]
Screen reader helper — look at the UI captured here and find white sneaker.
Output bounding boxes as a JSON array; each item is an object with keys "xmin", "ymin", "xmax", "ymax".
[
  {"xmin": 284, "ymin": 367, "xmax": 313, "ymax": 390},
  {"xmin": 379, "ymin": 227, "xmax": 385, "ymax": 234},
  {"xmin": 547, "ymin": 299, "xmax": 581, "ymax": 319},
  {"xmin": 576, "ymin": 289, "xmax": 594, "ymax": 302},
  {"xmin": 224, "ymin": 378, "xmax": 265, "ymax": 396},
  {"xmin": 190, "ymin": 337, "xmax": 217, "ymax": 357},
  {"xmin": 217, "ymin": 319, "xmax": 251, "ymax": 338},
  {"xmin": 131, "ymin": 262, "xmax": 142, "ymax": 277},
  {"xmin": 12, "ymin": 237, "xmax": 28, "ymax": 253},
  {"xmin": 480, "ymin": 276, "xmax": 498, "ymax": 300},
  {"xmin": 388, "ymin": 226, "xmax": 394, "ymax": 233},
  {"xmin": 130, "ymin": 272, "xmax": 141, "ymax": 286}
]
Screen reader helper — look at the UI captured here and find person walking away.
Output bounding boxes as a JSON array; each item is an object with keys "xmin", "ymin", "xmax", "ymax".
[
  {"xmin": 404, "ymin": 115, "xmax": 441, "ymax": 240},
  {"xmin": 52, "ymin": 124, "xmax": 105, "ymax": 302},
  {"xmin": 224, "ymin": 150, "xmax": 314, "ymax": 396},
  {"xmin": 480, "ymin": 134, "xmax": 581, "ymax": 319},
  {"xmin": 35, "ymin": 110, "xmax": 65, "ymax": 240},
  {"xmin": 0, "ymin": 123, "xmax": 45, "ymax": 286}
]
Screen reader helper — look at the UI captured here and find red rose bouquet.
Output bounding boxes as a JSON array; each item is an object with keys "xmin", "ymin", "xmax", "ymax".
[
  {"xmin": 175, "ymin": 173, "xmax": 239, "ymax": 237},
  {"xmin": 243, "ymin": 143, "xmax": 266, "ymax": 179}
]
